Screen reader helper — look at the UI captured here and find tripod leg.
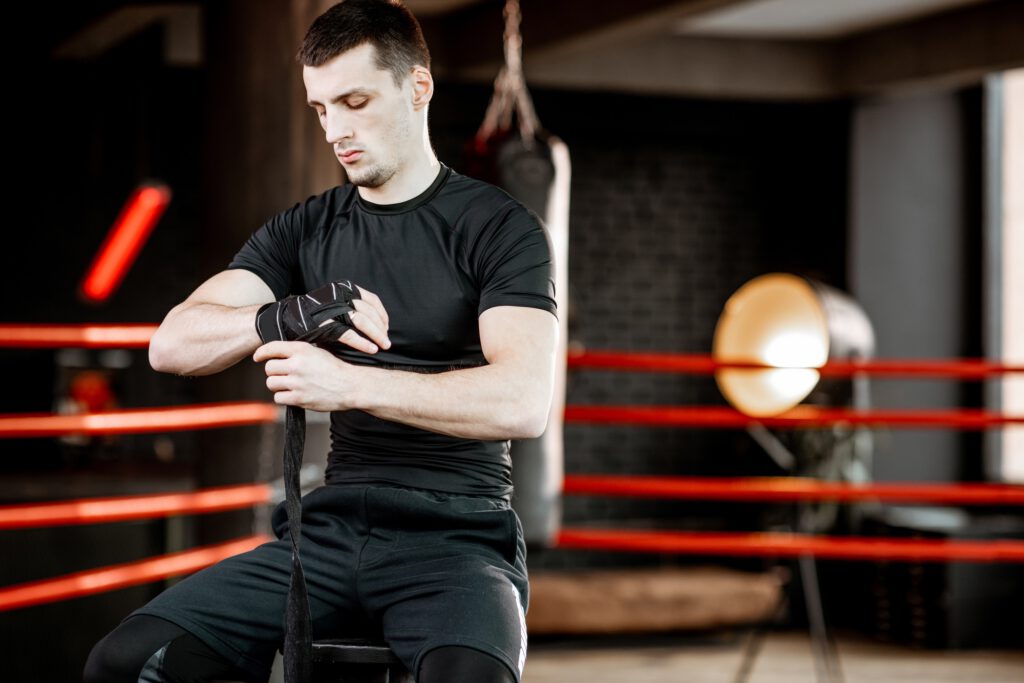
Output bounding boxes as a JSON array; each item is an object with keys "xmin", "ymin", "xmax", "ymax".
[
  {"xmin": 799, "ymin": 554, "xmax": 845, "ymax": 683},
  {"xmin": 731, "ymin": 589, "xmax": 788, "ymax": 683}
]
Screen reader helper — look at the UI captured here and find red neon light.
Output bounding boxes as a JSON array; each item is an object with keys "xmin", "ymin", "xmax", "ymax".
[
  {"xmin": 556, "ymin": 528, "xmax": 1024, "ymax": 562},
  {"xmin": 566, "ymin": 349, "xmax": 1024, "ymax": 378},
  {"xmin": 0, "ymin": 484, "xmax": 273, "ymax": 529},
  {"xmin": 0, "ymin": 323, "xmax": 156, "ymax": 348},
  {"xmin": 0, "ymin": 535, "xmax": 271, "ymax": 611},
  {"xmin": 563, "ymin": 474, "xmax": 1024, "ymax": 505},
  {"xmin": 564, "ymin": 405, "xmax": 1024, "ymax": 429},
  {"xmin": 80, "ymin": 183, "xmax": 172, "ymax": 303},
  {"xmin": 0, "ymin": 401, "xmax": 277, "ymax": 438}
]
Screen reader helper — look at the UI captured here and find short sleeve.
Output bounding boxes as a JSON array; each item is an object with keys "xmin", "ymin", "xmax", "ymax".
[
  {"xmin": 226, "ymin": 203, "xmax": 302, "ymax": 300},
  {"xmin": 472, "ymin": 202, "xmax": 558, "ymax": 320}
]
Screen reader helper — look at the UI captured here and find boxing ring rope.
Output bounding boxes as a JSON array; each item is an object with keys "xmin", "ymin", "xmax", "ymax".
[
  {"xmin": 0, "ymin": 323, "xmax": 156, "ymax": 348},
  {"xmin": 563, "ymin": 474, "xmax": 1024, "ymax": 505},
  {"xmin": 0, "ymin": 401, "xmax": 278, "ymax": 437},
  {"xmin": 565, "ymin": 405, "xmax": 1024, "ymax": 428},
  {"xmin": 555, "ymin": 529, "xmax": 1024, "ymax": 563},
  {"xmin": 0, "ymin": 483, "xmax": 272, "ymax": 529},
  {"xmin": 0, "ymin": 323, "xmax": 282, "ymax": 612},
  {"xmin": 556, "ymin": 347, "xmax": 1024, "ymax": 565},
  {"xmin": 0, "ymin": 398, "xmax": 279, "ymax": 611},
  {"xmin": 4, "ymin": 319, "xmax": 1023, "ymax": 620},
  {"xmin": 568, "ymin": 348, "xmax": 1024, "ymax": 379},
  {"xmin": 0, "ymin": 536, "xmax": 271, "ymax": 612}
]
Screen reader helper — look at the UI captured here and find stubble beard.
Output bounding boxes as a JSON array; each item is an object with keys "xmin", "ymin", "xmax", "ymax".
[
  {"xmin": 344, "ymin": 109, "xmax": 412, "ymax": 190},
  {"xmin": 346, "ymin": 159, "xmax": 399, "ymax": 189}
]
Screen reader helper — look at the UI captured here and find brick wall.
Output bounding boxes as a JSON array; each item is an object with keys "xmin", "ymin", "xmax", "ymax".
[{"xmin": 431, "ymin": 83, "xmax": 851, "ymax": 570}]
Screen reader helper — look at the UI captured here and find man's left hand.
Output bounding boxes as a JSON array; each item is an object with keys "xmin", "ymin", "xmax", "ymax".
[{"xmin": 253, "ymin": 341, "xmax": 360, "ymax": 411}]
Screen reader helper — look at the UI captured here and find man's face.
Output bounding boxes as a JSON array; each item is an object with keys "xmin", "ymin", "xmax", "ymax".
[{"xmin": 303, "ymin": 43, "xmax": 414, "ymax": 189}]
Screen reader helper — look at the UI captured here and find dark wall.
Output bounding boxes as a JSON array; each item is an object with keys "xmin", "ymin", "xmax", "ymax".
[
  {"xmin": 849, "ymin": 87, "xmax": 985, "ymax": 485},
  {"xmin": 429, "ymin": 83, "xmax": 851, "ymax": 571}
]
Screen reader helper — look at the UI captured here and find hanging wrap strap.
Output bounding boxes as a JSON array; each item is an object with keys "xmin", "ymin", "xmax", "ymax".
[
  {"xmin": 281, "ymin": 319, "xmax": 354, "ymax": 683},
  {"xmin": 476, "ymin": 0, "xmax": 541, "ymax": 146}
]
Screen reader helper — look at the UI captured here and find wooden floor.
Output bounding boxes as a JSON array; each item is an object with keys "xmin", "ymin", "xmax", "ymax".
[{"xmin": 522, "ymin": 629, "xmax": 1024, "ymax": 683}]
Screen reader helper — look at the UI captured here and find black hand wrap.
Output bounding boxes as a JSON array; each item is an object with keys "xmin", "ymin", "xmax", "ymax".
[
  {"xmin": 256, "ymin": 279, "xmax": 362, "ymax": 344},
  {"xmin": 280, "ymin": 316, "xmax": 357, "ymax": 683},
  {"xmin": 266, "ymin": 280, "xmax": 361, "ymax": 683}
]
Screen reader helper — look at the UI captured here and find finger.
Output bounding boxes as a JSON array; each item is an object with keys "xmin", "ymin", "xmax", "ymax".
[
  {"xmin": 338, "ymin": 326, "xmax": 380, "ymax": 354},
  {"xmin": 266, "ymin": 375, "xmax": 289, "ymax": 391},
  {"xmin": 253, "ymin": 340, "xmax": 295, "ymax": 363},
  {"xmin": 351, "ymin": 299, "xmax": 390, "ymax": 339},
  {"xmin": 354, "ymin": 287, "xmax": 389, "ymax": 329},
  {"xmin": 262, "ymin": 358, "xmax": 290, "ymax": 376},
  {"xmin": 272, "ymin": 390, "xmax": 297, "ymax": 406},
  {"xmin": 346, "ymin": 309, "xmax": 391, "ymax": 351}
]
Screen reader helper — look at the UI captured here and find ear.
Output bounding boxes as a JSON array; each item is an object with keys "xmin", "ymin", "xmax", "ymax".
[{"xmin": 409, "ymin": 65, "xmax": 433, "ymax": 111}]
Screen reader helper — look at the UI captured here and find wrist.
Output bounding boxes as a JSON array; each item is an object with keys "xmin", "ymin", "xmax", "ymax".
[
  {"xmin": 255, "ymin": 301, "xmax": 281, "ymax": 343},
  {"xmin": 344, "ymin": 362, "xmax": 378, "ymax": 412}
]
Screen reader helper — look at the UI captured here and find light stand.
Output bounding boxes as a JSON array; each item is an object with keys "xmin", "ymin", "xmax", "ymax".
[{"xmin": 712, "ymin": 273, "xmax": 876, "ymax": 683}]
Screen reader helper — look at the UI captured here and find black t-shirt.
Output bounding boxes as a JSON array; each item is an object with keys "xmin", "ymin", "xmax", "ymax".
[{"xmin": 226, "ymin": 163, "xmax": 557, "ymax": 501}]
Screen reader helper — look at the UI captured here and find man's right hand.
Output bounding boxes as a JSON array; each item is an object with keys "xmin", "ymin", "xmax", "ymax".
[{"xmin": 255, "ymin": 279, "xmax": 391, "ymax": 354}]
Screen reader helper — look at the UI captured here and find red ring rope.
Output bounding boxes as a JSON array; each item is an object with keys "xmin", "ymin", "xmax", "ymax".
[
  {"xmin": 567, "ymin": 349, "xmax": 1024, "ymax": 378},
  {"xmin": 556, "ymin": 528, "xmax": 1024, "ymax": 562},
  {"xmin": 0, "ymin": 401, "xmax": 277, "ymax": 437},
  {"xmin": 563, "ymin": 474, "xmax": 1024, "ymax": 505},
  {"xmin": 0, "ymin": 484, "xmax": 273, "ymax": 529},
  {"xmin": 0, "ymin": 535, "xmax": 271, "ymax": 611},
  {"xmin": 0, "ymin": 323, "xmax": 157, "ymax": 348},
  {"xmin": 564, "ymin": 405, "xmax": 1024, "ymax": 428}
]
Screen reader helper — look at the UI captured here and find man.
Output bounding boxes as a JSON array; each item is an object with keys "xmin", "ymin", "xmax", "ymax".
[{"xmin": 82, "ymin": 1, "xmax": 558, "ymax": 681}]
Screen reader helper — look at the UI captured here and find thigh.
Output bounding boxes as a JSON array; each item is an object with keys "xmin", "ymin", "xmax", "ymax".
[
  {"xmin": 127, "ymin": 486, "xmax": 374, "ymax": 681},
  {"xmin": 126, "ymin": 536, "xmax": 295, "ymax": 680},
  {"xmin": 84, "ymin": 614, "xmax": 262, "ymax": 683},
  {"xmin": 360, "ymin": 486, "xmax": 530, "ymax": 682}
]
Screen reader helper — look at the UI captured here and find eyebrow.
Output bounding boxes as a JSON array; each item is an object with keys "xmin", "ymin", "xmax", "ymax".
[{"xmin": 306, "ymin": 88, "xmax": 375, "ymax": 107}]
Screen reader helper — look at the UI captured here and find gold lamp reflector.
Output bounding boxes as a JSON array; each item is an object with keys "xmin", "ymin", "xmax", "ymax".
[{"xmin": 713, "ymin": 273, "xmax": 874, "ymax": 417}]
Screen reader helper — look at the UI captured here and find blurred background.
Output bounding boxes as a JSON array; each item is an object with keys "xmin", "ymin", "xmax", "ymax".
[{"xmin": 1, "ymin": 1, "xmax": 1022, "ymax": 681}]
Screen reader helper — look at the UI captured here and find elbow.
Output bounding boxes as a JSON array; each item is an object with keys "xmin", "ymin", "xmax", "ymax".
[
  {"xmin": 519, "ymin": 415, "xmax": 548, "ymax": 440},
  {"xmin": 148, "ymin": 319, "xmax": 196, "ymax": 376},
  {"xmin": 512, "ymin": 395, "xmax": 552, "ymax": 440},
  {"xmin": 148, "ymin": 329, "xmax": 178, "ymax": 374}
]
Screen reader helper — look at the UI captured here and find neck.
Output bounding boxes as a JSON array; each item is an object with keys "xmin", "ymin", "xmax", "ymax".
[{"xmin": 357, "ymin": 135, "xmax": 440, "ymax": 205}]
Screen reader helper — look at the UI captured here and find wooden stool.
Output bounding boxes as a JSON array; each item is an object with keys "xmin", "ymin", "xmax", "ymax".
[{"xmin": 311, "ymin": 637, "xmax": 413, "ymax": 683}]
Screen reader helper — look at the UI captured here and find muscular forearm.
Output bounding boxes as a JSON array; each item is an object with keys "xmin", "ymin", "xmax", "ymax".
[
  {"xmin": 353, "ymin": 360, "xmax": 551, "ymax": 441},
  {"xmin": 149, "ymin": 302, "xmax": 263, "ymax": 376}
]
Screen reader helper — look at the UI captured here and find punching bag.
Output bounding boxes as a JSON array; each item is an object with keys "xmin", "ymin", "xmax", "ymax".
[{"xmin": 466, "ymin": 0, "xmax": 570, "ymax": 547}]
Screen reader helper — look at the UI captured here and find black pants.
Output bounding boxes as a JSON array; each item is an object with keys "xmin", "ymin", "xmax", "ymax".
[
  {"xmin": 83, "ymin": 614, "xmax": 515, "ymax": 682},
  {"xmin": 84, "ymin": 484, "xmax": 528, "ymax": 682}
]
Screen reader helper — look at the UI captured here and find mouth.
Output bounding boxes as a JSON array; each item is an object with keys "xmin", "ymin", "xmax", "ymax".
[{"xmin": 338, "ymin": 150, "xmax": 363, "ymax": 163}]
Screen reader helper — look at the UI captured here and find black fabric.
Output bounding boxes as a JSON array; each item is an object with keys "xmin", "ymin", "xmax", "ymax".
[
  {"xmin": 255, "ymin": 279, "xmax": 361, "ymax": 344},
  {"xmin": 226, "ymin": 163, "xmax": 558, "ymax": 501},
  {"xmin": 283, "ymin": 401, "xmax": 311, "ymax": 683},
  {"xmin": 83, "ymin": 614, "xmax": 260, "ymax": 683},
  {"xmin": 418, "ymin": 645, "xmax": 517, "ymax": 683},
  {"xmin": 282, "ymin": 320, "xmax": 352, "ymax": 683},
  {"xmin": 122, "ymin": 484, "xmax": 530, "ymax": 682}
]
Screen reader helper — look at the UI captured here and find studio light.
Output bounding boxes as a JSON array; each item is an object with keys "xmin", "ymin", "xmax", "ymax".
[{"xmin": 713, "ymin": 273, "xmax": 876, "ymax": 417}]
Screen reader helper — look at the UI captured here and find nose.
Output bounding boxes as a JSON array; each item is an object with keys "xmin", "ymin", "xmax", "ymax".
[{"xmin": 323, "ymin": 109, "xmax": 353, "ymax": 145}]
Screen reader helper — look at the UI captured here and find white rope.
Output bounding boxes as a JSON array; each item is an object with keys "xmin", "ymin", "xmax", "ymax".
[{"xmin": 477, "ymin": 0, "xmax": 541, "ymax": 144}]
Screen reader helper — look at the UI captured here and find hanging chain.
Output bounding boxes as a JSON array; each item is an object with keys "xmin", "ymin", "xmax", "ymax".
[
  {"xmin": 477, "ymin": 0, "xmax": 540, "ymax": 143},
  {"xmin": 504, "ymin": 0, "xmax": 522, "ymax": 84}
]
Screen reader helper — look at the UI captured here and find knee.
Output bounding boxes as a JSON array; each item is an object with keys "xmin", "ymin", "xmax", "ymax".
[
  {"xmin": 83, "ymin": 614, "xmax": 185, "ymax": 683},
  {"xmin": 417, "ymin": 645, "xmax": 517, "ymax": 683},
  {"xmin": 83, "ymin": 630, "xmax": 143, "ymax": 683}
]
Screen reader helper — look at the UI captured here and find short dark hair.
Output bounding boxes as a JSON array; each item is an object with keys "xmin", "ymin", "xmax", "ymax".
[{"xmin": 296, "ymin": 0, "xmax": 431, "ymax": 88}]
